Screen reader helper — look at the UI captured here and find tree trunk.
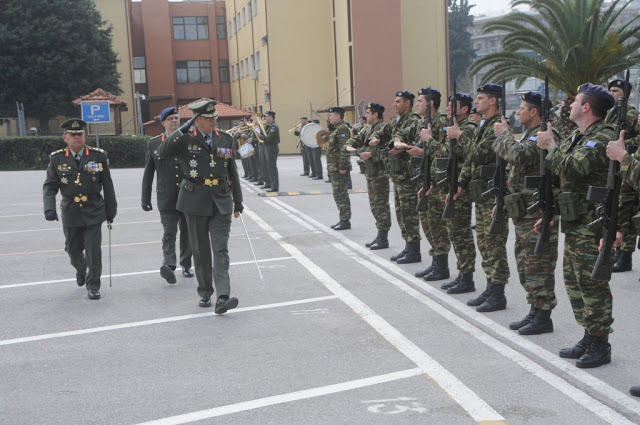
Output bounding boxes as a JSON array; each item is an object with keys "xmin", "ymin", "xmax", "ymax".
[{"xmin": 555, "ymin": 96, "xmax": 577, "ymax": 140}]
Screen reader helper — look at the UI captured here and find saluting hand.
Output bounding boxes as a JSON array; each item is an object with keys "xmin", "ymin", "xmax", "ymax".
[
  {"xmin": 607, "ymin": 130, "xmax": 627, "ymax": 162},
  {"xmin": 446, "ymin": 118, "xmax": 461, "ymax": 140},
  {"xmin": 494, "ymin": 116, "xmax": 509, "ymax": 136}
]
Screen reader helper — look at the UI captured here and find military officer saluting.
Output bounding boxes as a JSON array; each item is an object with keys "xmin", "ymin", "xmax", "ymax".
[
  {"xmin": 160, "ymin": 100, "xmax": 243, "ymax": 313},
  {"xmin": 43, "ymin": 119, "xmax": 117, "ymax": 300},
  {"xmin": 141, "ymin": 106, "xmax": 194, "ymax": 284}
]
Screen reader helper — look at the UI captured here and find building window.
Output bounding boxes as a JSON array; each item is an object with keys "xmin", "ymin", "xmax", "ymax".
[
  {"xmin": 219, "ymin": 60, "xmax": 229, "ymax": 82},
  {"xmin": 264, "ymin": 90, "xmax": 270, "ymax": 102},
  {"xmin": 240, "ymin": 61, "xmax": 245, "ymax": 77},
  {"xmin": 216, "ymin": 16, "xmax": 227, "ymax": 39},
  {"xmin": 133, "ymin": 56, "xmax": 146, "ymax": 84},
  {"xmin": 261, "ymin": 35, "xmax": 267, "ymax": 45},
  {"xmin": 173, "ymin": 17, "xmax": 209, "ymax": 40},
  {"xmin": 232, "ymin": 17, "xmax": 236, "ymax": 34},
  {"xmin": 242, "ymin": 7, "xmax": 246, "ymax": 26},
  {"xmin": 237, "ymin": 13, "xmax": 241, "ymax": 28},
  {"xmin": 250, "ymin": 54, "xmax": 255, "ymax": 73},
  {"xmin": 228, "ymin": 22, "xmax": 233, "ymax": 37},
  {"xmin": 476, "ymin": 42, "xmax": 482, "ymax": 50},
  {"xmin": 248, "ymin": 1, "xmax": 252, "ymax": 19},
  {"xmin": 236, "ymin": 64, "xmax": 240, "ymax": 79},
  {"xmin": 244, "ymin": 58, "xmax": 249, "ymax": 77},
  {"xmin": 255, "ymin": 51, "xmax": 261, "ymax": 70},
  {"xmin": 490, "ymin": 40, "xmax": 496, "ymax": 47},
  {"xmin": 176, "ymin": 60, "xmax": 212, "ymax": 84},
  {"xmin": 253, "ymin": 0, "xmax": 258, "ymax": 16}
]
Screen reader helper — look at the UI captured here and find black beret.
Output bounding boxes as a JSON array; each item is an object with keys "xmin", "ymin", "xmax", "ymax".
[
  {"xmin": 521, "ymin": 92, "xmax": 542, "ymax": 108},
  {"xmin": 60, "ymin": 119, "xmax": 87, "ymax": 133},
  {"xmin": 608, "ymin": 79, "xmax": 632, "ymax": 91},
  {"xmin": 328, "ymin": 106, "xmax": 345, "ymax": 114},
  {"xmin": 189, "ymin": 100, "xmax": 218, "ymax": 117},
  {"xmin": 477, "ymin": 83, "xmax": 502, "ymax": 95},
  {"xmin": 300, "ymin": 116, "xmax": 308, "ymax": 120},
  {"xmin": 578, "ymin": 83, "xmax": 615, "ymax": 110},
  {"xmin": 395, "ymin": 90, "xmax": 415, "ymax": 100},
  {"xmin": 266, "ymin": 110, "xmax": 276, "ymax": 117},
  {"xmin": 470, "ymin": 107, "xmax": 480, "ymax": 114},
  {"xmin": 449, "ymin": 92, "xmax": 473, "ymax": 103},
  {"xmin": 366, "ymin": 102, "xmax": 385, "ymax": 114},
  {"xmin": 160, "ymin": 106, "xmax": 178, "ymax": 122},
  {"xmin": 418, "ymin": 88, "xmax": 441, "ymax": 101}
]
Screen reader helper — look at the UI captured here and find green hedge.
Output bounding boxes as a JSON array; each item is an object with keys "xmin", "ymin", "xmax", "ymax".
[{"xmin": 0, "ymin": 135, "xmax": 149, "ymax": 170}]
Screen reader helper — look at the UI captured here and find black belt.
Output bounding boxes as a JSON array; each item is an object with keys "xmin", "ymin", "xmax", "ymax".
[
  {"xmin": 63, "ymin": 194, "xmax": 102, "ymax": 203},
  {"xmin": 186, "ymin": 176, "xmax": 227, "ymax": 187}
]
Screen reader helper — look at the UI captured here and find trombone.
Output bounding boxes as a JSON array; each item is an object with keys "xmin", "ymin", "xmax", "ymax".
[
  {"xmin": 289, "ymin": 123, "xmax": 303, "ymax": 133},
  {"xmin": 250, "ymin": 113, "xmax": 268, "ymax": 142}
]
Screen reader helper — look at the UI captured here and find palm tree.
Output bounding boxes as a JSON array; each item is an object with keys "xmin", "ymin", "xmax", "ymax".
[{"xmin": 468, "ymin": 0, "xmax": 640, "ymax": 136}]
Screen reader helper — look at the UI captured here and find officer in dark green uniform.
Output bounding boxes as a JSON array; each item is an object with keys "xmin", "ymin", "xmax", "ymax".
[
  {"xmin": 160, "ymin": 100, "xmax": 243, "ymax": 314},
  {"xmin": 43, "ymin": 119, "xmax": 117, "ymax": 300},
  {"xmin": 141, "ymin": 106, "xmax": 193, "ymax": 284}
]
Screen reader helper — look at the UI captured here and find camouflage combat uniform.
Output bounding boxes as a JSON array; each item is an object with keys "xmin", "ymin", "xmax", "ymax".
[{"xmin": 326, "ymin": 120, "xmax": 352, "ymax": 221}]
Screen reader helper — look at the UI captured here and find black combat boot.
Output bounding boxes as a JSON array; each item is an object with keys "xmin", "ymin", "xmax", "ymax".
[
  {"xmin": 370, "ymin": 230, "xmax": 389, "ymax": 250},
  {"xmin": 397, "ymin": 242, "xmax": 421, "ymax": 264},
  {"xmin": 630, "ymin": 385, "xmax": 640, "ymax": 397},
  {"xmin": 476, "ymin": 283, "xmax": 506, "ymax": 312},
  {"xmin": 509, "ymin": 305, "xmax": 537, "ymax": 330},
  {"xmin": 467, "ymin": 279, "xmax": 493, "ymax": 306},
  {"xmin": 559, "ymin": 329, "xmax": 592, "ymax": 359},
  {"xmin": 441, "ymin": 274, "xmax": 459, "ymax": 289},
  {"xmin": 447, "ymin": 272, "xmax": 475, "ymax": 294},
  {"xmin": 390, "ymin": 242, "xmax": 409, "ymax": 261},
  {"xmin": 576, "ymin": 334, "xmax": 611, "ymax": 368},
  {"xmin": 333, "ymin": 220, "xmax": 351, "ymax": 231},
  {"xmin": 415, "ymin": 258, "xmax": 435, "ymax": 278},
  {"xmin": 519, "ymin": 309, "xmax": 553, "ymax": 335},
  {"xmin": 424, "ymin": 255, "xmax": 450, "ymax": 281},
  {"xmin": 612, "ymin": 250, "xmax": 632, "ymax": 272},
  {"xmin": 365, "ymin": 234, "xmax": 378, "ymax": 248}
]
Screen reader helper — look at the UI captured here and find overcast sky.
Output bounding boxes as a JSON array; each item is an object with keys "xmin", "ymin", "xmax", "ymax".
[{"xmin": 469, "ymin": 0, "xmax": 525, "ymax": 16}]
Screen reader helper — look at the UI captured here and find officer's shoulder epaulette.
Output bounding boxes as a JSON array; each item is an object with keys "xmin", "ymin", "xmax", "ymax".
[
  {"xmin": 219, "ymin": 129, "xmax": 232, "ymax": 137},
  {"xmin": 87, "ymin": 146, "xmax": 106, "ymax": 154},
  {"xmin": 50, "ymin": 148, "xmax": 66, "ymax": 157},
  {"xmin": 149, "ymin": 134, "xmax": 162, "ymax": 142}
]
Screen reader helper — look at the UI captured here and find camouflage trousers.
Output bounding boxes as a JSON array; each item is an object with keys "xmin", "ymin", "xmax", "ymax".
[
  {"xmin": 620, "ymin": 231, "xmax": 637, "ymax": 252},
  {"xmin": 563, "ymin": 227, "xmax": 614, "ymax": 336},
  {"xmin": 330, "ymin": 171, "xmax": 351, "ymax": 220},
  {"xmin": 391, "ymin": 174, "xmax": 421, "ymax": 242},
  {"xmin": 420, "ymin": 191, "xmax": 451, "ymax": 257},
  {"xmin": 444, "ymin": 192, "xmax": 476, "ymax": 274},
  {"xmin": 475, "ymin": 196, "xmax": 509, "ymax": 284},
  {"xmin": 513, "ymin": 216, "xmax": 558, "ymax": 310},
  {"xmin": 366, "ymin": 174, "xmax": 391, "ymax": 231}
]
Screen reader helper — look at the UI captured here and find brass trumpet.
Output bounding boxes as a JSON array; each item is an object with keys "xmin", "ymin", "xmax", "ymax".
[
  {"xmin": 228, "ymin": 125, "xmax": 251, "ymax": 135},
  {"xmin": 289, "ymin": 123, "xmax": 303, "ymax": 133},
  {"xmin": 250, "ymin": 113, "xmax": 268, "ymax": 142}
]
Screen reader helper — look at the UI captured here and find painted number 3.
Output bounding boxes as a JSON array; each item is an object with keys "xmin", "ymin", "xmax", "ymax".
[{"xmin": 361, "ymin": 397, "xmax": 427, "ymax": 414}]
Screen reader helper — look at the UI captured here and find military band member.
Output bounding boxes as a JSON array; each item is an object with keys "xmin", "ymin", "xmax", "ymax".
[
  {"xmin": 43, "ymin": 119, "xmax": 117, "ymax": 300},
  {"xmin": 255, "ymin": 115, "xmax": 270, "ymax": 189},
  {"xmin": 141, "ymin": 106, "xmax": 194, "ymax": 284},
  {"xmin": 346, "ymin": 103, "xmax": 391, "ymax": 248},
  {"xmin": 259, "ymin": 111, "xmax": 280, "ymax": 192},
  {"xmin": 244, "ymin": 117, "xmax": 261, "ymax": 183},
  {"xmin": 537, "ymin": 83, "xmax": 614, "ymax": 368},
  {"xmin": 323, "ymin": 106, "xmax": 352, "ymax": 230},
  {"xmin": 449, "ymin": 83, "xmax": 510, "ymax": 312},
  {"xmin": 310, "ymin": 119, "xmax": 324, "ymax": 180},
  {"xmin": 294, "ymin": 116, "xmax": 313, "ymax": 177},
  {"xmin": 235, "ymin": 116, "xmax": 251, "ymax": 179},
  {"xmin": 159, "ymin": 100, "xmax": 242, "ymax": 314},
  {"xmin": 370, "ymin": 91, "xmax": 422, "ymax": 263},
  {"xmin": 437, "ymin": 93, "xmax": 478, "ymax": 294},
  {"xmin": 493, "ymin": 92, "xmax": 559, "ymax": 334},
  {"xmin": 606, "ymin": 79, "xmax": 640, "ymax": 273}
]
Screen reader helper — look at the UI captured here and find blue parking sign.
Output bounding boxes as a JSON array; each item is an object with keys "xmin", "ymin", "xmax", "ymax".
[{"xmin": 81, "ymin": 100, "xmax": 111, "ymax": 123}]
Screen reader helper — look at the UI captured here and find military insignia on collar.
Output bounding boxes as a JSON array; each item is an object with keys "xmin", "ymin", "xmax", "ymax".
[
  {"xmin": 189, "ymin": 159, "xmax": 198, "ymax": 168},
  {"xmin": 60, "ymin": 177, "xmax": 68, "ymax": 185},
  {"xmin": 189, "ymin": 169, "xmax": 198, "ymax": 178}
]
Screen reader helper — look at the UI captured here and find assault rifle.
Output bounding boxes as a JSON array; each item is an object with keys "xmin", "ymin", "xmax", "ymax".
[
  {"xmin": 415, "ymin": 87, "xmax": 432, "ymax": 212},
  {"xmin": 480, "ymin": 81, "xmax": 508, "ymax": 234},
  {"xmin": 436, "ymin": 81, "xmax": 458, "ymax": 219},
  {"xmin": 524, "ymin": 74, "xmax": 554, "ymax": 255},
  {"xmin": 586, "ymin": 69, "xmax": 630, "ymax": 281}
]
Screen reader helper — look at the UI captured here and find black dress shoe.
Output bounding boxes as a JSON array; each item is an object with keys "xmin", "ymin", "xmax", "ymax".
[
  {"xmin": 76, "ymin": 272, "xmax": 86, "ymax": 287},
  {"xmin": 300, "ymin": 173, "xmax": 309, "ymax": 176},
  {"xmin": 254, "ymin": 181, "xmax": 264, "ymax": 185},
  {"xmin": 630, "ymin": 385, "xmax": 640, "ymax": 397},
  {"xmin": 250, "ymin": 178, "xmax": 259, "ymax": 182},
  {"xmin": 88, "ymin": 290, "xmax": 100, "ymax": 300},
  {"xmin": 267, "ymin": 188, "xmax": 279, "ymax": 192},
  {"xmin": 242, "ymin": 175, "xmax": 249, "ymax": 179},
  {"xmin": 325, "ymin": 179, "xmax": 331, "ymax": 183},
  {"xmin": 215, "ymin": 296, "xmax": 239, "ymax": 314},
  {"xmin": 160, "ymin": 265, "xmax": 177, "ymax": 284},
  {"xmin": 309, "ymin": 174, "xmax": 316, "ymax": 178},
  {"xmin": 182, "ymin": 267, "xmax": 194, "ymax": 278},
  {"xmin": 261, "ymin": 185, "xmax": 271, "ymax": 189},
  {"xmin": 199, "ymin": 296, "xmax": 212, "ymax": 307},
  {"xmin": 313, "ymin": 176, "xmax": 323, "ymax": 180}
]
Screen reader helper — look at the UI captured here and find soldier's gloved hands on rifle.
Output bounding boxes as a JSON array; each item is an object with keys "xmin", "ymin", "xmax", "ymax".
[
  {"xmin": 369, "ymin": 138, "xmax": 380, "ymax": 146},
  {"xmin": 534, "ymin": 217, "xmax": 555, "ymax": 234},
  {"xmin": 598, "ymin": 231, "xmax": 625, "ymax": 252},
  {"xmin": 446, "ymin": 117, "xmax": 461, "ymax": 140},
  {"xmin": 178, "ymin": 114, "xmax": 199, "ymax": 135},
  {"xmin": 536, "ymin": 123, "xmax": 556, "ymax": 150},
  {"xmin": 44, "ymin": 210, "xmax": 58, "ymax": 221},
  {"xmin": 141, "ymin": 202, "xmax": 153, "ymax": 211},
  {"xmin": 234, "ymin": 202, "xmax": 244, "ymax": 215},
  {"xmin": 494, "ymin": 116, "xmax": 510, "ymax": 136},
  {"xmin": 607, "ymin": 129, "xmax": 627, "ymax": 162}
]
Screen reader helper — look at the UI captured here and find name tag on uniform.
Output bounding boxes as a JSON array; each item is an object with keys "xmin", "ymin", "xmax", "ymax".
[{"xmin": 585, "ymin": 140, "xmax": 598, "ymax": 148}]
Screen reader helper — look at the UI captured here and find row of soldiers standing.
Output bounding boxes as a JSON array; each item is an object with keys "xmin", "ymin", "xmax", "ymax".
[{"xmin": 322, "ymin": 81, "xmax": 640, "ymax": 397}]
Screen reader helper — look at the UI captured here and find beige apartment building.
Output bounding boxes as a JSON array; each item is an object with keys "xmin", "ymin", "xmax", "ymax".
[{"xmin": 226, "ymin": 0, "xmax": 449, "ymax": 153}]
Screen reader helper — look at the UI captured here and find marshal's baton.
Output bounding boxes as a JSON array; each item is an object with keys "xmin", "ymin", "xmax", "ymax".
[
  {"xmin": 235, "ymin": 211, "xmax": 264, "ymax": 281},
  {"xmin": 108, "ymin": 222, "xmax": 112, "ymax": 287}
]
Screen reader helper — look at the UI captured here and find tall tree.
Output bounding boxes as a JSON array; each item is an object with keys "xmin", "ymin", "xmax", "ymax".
[
  {"xmin": 0, "ymin": 0, "xmax": 121, "ymax": 134},
  {"xmin": 448, "ymin": 0, "xmax": 477, "ymax": 83},
  {"xmin": 467, "ymin": 0, "xmax": 640, "ymax": 136}
]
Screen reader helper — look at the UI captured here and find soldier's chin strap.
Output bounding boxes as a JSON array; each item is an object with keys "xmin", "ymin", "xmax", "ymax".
[{"xmin": 235, "ymin": 211, "xmax": 264, "ymax": 282}]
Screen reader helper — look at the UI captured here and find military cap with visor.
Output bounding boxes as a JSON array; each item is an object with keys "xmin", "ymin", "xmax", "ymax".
[
  {"xmin": 189, "ymin": 100, "xmax": 218, "ymax": 118},
  {"xmin": 60, "ymin": 119, "xmax": 87, "ymax": 134}
]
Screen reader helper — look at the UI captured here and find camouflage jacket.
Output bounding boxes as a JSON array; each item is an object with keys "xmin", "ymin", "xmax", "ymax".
[
  {"xmin": 346, "ymin": 121, "xmax": 387, "ymax": 164},
  {"xmin": 605, "ymin": 105, "xmax": 639, "ymax": 145},
  {"xmin": 459, "ymin": 114, "xmax": 501, "ymax": 188},
  {"xmin": 372, "ymin": 112, "xmax": 422, "ymax": 178},
  {"xmin": 326, "ymin": 120, "xmax": 352, "ymax": 173}
]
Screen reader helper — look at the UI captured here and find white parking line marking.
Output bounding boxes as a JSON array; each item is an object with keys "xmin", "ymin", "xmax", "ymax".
[
  {"xmin": 0, "ymin": 220, "xmax": 161, "ymax": 235},
  {"xmin": 135, "ymin": 368, "xmax": 424, "ymax": 425},
  {"xmin": 0, "ymin": 295, "xmax": 337, "ymax": 347}
]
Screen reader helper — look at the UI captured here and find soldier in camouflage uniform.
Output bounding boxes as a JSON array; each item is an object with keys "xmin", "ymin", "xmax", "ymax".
[
  {"xmin": 394, "ymin": 88, "xmax": 451, "ymax": 278},
  {"xmin": 537, "ymin": 83, "xmax": 615, "ymax": 368},
  {"xmin": 346, "ymin": 103, "xmax": 391, "ymax": 248},
  {"xmin": 323, "ymin": 106, "xmax": 352, "ymax": 230},
  {"xmin": 436, "ymin": 93, "xmax": 478, "ymax": 294},
  {"xmin": 449, "ymin": 83, "xmax": 510, "ymax": 312},
  {"xmin": 493, "ymin": 92, "xmax": 560, "ymax": 335},
  {"xmin": 606, "ymin": 79, "xmax": 640, "ymax": 273},
  {"xmin": 370, "ymin": 91, "xmax": 422, "ymax": 263}
]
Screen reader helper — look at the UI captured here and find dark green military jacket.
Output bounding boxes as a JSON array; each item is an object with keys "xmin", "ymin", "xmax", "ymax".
[
  {"xmin": 326, "ymin": 120, "xmax": 352, "ymax": 173},
  {"xmin": 141, "ymin": 133, "xmax": 184, "ymax": 211},
  {"xmin": 459, "ymin": 114, "xmax": 501, "ymax": 188},
  {"xmin": 159, "ymin": 126, "xmax": 242, "ymax": 216},
  {"xmin": 605, "ymin": 105, "xmax": 639, "ymax": 145},
  {"xmin": 263, "ymin": 121, "xmax": 280, "ymax": 146},
  {"xmin": 43, "ymin": 145, "xmax": 117, "ymax": 227}
]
